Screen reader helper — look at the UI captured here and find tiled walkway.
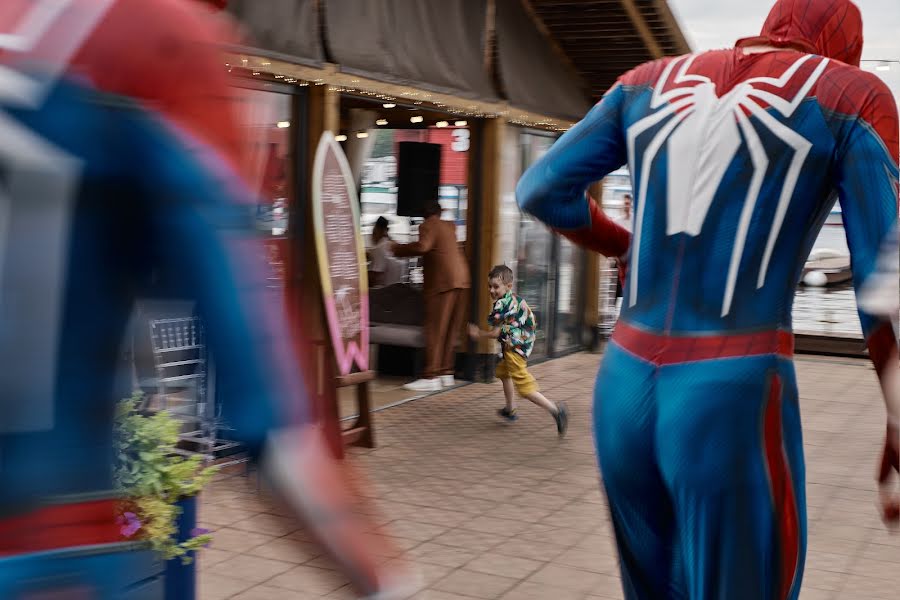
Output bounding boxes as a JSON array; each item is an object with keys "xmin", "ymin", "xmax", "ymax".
[{"xmin": 198, "ymin": 352, "xmax": 900, "ymax": 599}]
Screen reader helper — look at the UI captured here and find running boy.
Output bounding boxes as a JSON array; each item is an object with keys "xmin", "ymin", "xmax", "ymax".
[{"xmin": 468, "ymin": 265, "xmax": 568, "ymax": 435}]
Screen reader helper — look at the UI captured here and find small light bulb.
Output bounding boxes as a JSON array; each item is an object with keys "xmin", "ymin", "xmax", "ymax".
[
  {"xmin": 436, "ymin": 121, "xmax": 449, "ymax": 128},
  {"xmin": 335, "ymin": 134, "xmax": 348, "ymax": 142},
  {"xmin": 276, "ymin": 121, "xmax": 290, "ymax": 128},
  {"xmin": 356, "ymin": 131, "xmax": 369, "ymax": 138},
  {"xmin": 410, "ymin": 116, "xmax": 424, "ymax": 124},
  {"xmin": 455, "ymin": 120, "xmax": 467, "ymax": 127},
  {"xmin": 383, "ymin": 103, "xmax": 396, "ymax": 109},
  {"xmin": 376, "ymin": 119, "xmax": 388, "ymax": 126}
]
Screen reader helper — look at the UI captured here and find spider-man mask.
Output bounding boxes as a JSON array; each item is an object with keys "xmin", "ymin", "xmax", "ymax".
[{"xmin": 737, "ymin": 0, "xmax": 864, "ymax": 67}]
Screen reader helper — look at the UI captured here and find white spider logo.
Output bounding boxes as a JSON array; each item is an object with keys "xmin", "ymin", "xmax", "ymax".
[
  {"xmin": 627, "ymin": 53, "xmax": 829, "ymax": 317},
  {"xmin": 0, "ymin": 0, "xmax": 115, "ymax": 107}
]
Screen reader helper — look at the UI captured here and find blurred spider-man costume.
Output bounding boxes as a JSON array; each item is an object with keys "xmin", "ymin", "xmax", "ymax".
[
  {"xmin": 0, "ymin": 1, "xmax": 410, "ymax": 598},
  {"xmin": 518, "ymin": 0, "xmax": 899, "ymax": 598}
]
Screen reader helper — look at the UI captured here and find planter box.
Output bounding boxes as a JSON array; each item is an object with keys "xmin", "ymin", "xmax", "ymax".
[{"xmin": 165, "ymin": 495, "xmax": 199, "ymax": 600}]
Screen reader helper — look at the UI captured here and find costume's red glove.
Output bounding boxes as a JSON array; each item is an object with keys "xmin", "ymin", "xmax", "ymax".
[
  {"xmin": 878, "ymin": 419, "xmax": 899, "ymax": 525},
  {"xmin": 553, "ymin": 196, "xmax": 631, "ymax": 260},
  {"xmin": 865, "ymin": 324, "xmax": 900, "ymax": 526},
  {"xmin": 617, "ymin": 258, "xmax": 628, "ymax": 287}
]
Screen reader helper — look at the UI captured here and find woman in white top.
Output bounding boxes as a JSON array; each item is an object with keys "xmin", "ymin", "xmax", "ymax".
[{"xmin": 368, "ymin": 216, "xmax": 406, "ymax": 286}]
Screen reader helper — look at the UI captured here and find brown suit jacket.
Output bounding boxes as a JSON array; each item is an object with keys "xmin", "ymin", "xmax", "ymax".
[{"xmin": 393, "ymin": 216, "xmax": 470, "ymax": 295}]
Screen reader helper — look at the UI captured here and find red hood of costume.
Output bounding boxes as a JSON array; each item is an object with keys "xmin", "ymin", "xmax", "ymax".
[{"xmin": 737, "ymin": 0, "xmax": 863, "ymax": 66}]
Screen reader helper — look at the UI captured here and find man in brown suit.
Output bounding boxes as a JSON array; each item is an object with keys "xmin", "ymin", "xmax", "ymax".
[{"xmin": 392, "ymin": 201, "xmax": 470, "ymax": 391}]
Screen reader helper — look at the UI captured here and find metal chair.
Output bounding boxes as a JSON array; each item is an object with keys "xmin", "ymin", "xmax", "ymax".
[
  {"xmin": 149, "ymin": 317, "xmax": 244, "ymax": 466},
  {"xmin": 598, "ymin": 257, "xmax": 621, "ymax": 338}
]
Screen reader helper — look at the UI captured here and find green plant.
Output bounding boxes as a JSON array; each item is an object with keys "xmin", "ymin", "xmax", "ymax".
[{"xmin": 114, "ymin": 392, "xmax": 218, "ymax": 563}]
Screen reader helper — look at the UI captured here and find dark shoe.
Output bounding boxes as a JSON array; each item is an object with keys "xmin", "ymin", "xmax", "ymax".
[
  {"xmin": 555, "ymin": 402, "xmax": 568, "ymax": 437},
  {"xmin": 497, "ymin": 407, "xmax": 519, "ymax": 421}
]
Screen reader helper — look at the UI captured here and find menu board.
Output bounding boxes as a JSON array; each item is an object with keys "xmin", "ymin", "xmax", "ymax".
[{"xmin": 312, "ymin": 133, "xmax": 369, "ymax": 375}]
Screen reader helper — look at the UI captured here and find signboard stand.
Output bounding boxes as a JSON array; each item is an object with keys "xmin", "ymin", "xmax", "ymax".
[
  {"xmin": 336, "ymin": 370, "xmax": 375, "ymax": 448},
  {"xmin": 312, "ymin": 132, "xmax": 375, "ymax": 449}
]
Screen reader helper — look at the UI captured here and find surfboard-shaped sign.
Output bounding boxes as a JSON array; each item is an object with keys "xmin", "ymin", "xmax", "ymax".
[{"xmin": 312, "ymin": 132, "xmax": 369, "ymax": 375}]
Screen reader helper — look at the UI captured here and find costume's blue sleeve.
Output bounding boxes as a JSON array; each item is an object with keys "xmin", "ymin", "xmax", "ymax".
[
  {"xmin": 128, "ymin": 112, "xmax": 309, "ymax": 458},
  {"xmin": 833, "ymin": 101, "xmax": 899, "ymax": 373},
  {"xmin": 516, "ymin": 85, "xmax": 628, "ymax": 229}
]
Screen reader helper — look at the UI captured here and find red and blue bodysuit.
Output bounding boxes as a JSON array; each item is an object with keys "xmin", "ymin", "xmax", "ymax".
[
  {"xmin": 518, "ymin": 1, "xmax": 899, "ymax": 598},
  {"xmin": 0, "ymin": 1, "xmax": 406, "ymax": 598}
]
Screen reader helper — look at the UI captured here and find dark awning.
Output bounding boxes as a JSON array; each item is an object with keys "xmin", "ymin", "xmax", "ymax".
[
  {"xmin": 495, "ymin": 0, "xmax": 591, "ymax": 121},
  {"xmin": 227, "ymin": 0, "xmax": 323, "ymax": 66},
  {"xmin": 529, "ymin": 0, "xmax": 692, "ymax": 101},
  {"xmin": 323, "ymin": 0, "xmax": 498, "ymax": 102}
]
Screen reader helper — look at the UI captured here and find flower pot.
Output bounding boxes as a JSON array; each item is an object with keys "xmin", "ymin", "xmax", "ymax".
[{"xmin": 164, "ymin": 495, "xmax": 198, "ymax": 600}]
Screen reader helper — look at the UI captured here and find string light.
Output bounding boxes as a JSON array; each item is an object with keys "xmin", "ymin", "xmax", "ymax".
[
  {"xmin": 335, "ymin": 134, "xmax": 348, "ymax": 142},
  {"xmin": 222, "ymin": 55, "xmax": 575, "ymax": 132},
  {"xmin": 376, "ymin": 119, "xmax": 388, "ymax": 126},
  {"xmin": 356, "ymin": 131, "xmax": 369, "ymax": 138}
]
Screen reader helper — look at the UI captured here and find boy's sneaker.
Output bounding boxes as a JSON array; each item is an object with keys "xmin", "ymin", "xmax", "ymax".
[
  {"xmin": 497, "ymin": 407, "xmax": 518, "ymax": 421},
  {"xmin": 440, "ymin": 375, "xmax": 455, "ymax": 388},
  {"xmin": 555, "ymin": 401, "xmax": 569, "ymax": 437}
]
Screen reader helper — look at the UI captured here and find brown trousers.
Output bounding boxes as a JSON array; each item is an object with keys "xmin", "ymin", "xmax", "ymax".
[{"xmin": 423, "ymin": 288, "xmax": 466, "ymax": 378}]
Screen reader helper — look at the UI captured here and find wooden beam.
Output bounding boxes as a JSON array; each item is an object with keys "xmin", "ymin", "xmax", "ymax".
[
  {"xmin": 521, "ymin": 0, "xmax": 592, "ymax": 101},
  {"xmin": 651, "ymin": 0, "xmax": 693, "ymax": 54},
  {"xmin": 619, "ymin": 0, "xmax": 664, "ymax": 59},
  {"xmin": 335, "ymin": 370, "xmax": 376, "ymax": 387}
]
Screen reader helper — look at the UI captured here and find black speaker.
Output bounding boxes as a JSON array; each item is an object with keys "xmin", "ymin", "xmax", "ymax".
[{"xmin": 396, "ymin": 142, "xmax": 442, "ymax": 217}]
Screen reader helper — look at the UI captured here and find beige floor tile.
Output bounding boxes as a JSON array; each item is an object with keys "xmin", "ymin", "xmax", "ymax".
[
  {"xmin": 207, "ymin": 554, "xmax": 295, "ymax": 584},
  {"xmin": 200, "ymin": 353, "xmax": 896, "ymax": 600},
  {"xmin": 207, "ymin": 527, "xmax": 277, "ymax": 553},
  {"xmin": 463, "ymin": 551, "xmax": 545, "ymax": 580},
  {"xmin": 247, "ymin": 538, "xmax": 324, "ymax": 564},
  {"xmin": 498, "ymin": 581, "xmax": 585, "ymax": 600},
  {"xmin": 197, "ymin": 572, "xmax": 255, "ymax": 600},
  {"xmin": 432, "ymin": 569, "xmax": 519, "ymax": 599},
  {"xmin": 232, "ymin": 586, "xmax": 320, "ymax": 600},
  {"xmin": 526, "ymin": 564, "xmax": 620, "ymax": 594},
  {"xmin": 229, "ymin": 513, "xmax": 300, "ymax": 537},
  {"xmin": 266, "ymin": 564, "xmax": 349, "ymax": 595}
]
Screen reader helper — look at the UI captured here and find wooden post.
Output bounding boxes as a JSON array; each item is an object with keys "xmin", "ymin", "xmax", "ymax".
[
  {"xmin": 466, "ymin": 117, "xmax": 505, "ymax": 381},
  {"xmin": 301, "ymin": 85, "xmax": 348, "ymax": 458}
]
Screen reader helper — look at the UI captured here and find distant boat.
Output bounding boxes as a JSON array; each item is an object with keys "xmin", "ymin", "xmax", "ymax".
[
  {"xmin": 825, "ymin": 205, "xmax": 843, "ymax": 226},
  {"xmin": 801, "ymin": 248, "xmax": 852, "ymax": 286}
]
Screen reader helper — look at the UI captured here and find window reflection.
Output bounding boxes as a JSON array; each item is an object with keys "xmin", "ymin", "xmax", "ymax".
[{"xmin": 238, "ymin": 88, "xmax": 293, "ymax": 289}]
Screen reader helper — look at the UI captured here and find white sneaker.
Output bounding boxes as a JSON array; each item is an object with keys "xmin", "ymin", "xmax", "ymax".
[
  {"xmin": 440, "ymin": 375, "xmax": 455, "ymax": 388},
  {"xmin": 402, "ymin": 378, "xmax": 441, "ymax": 392}
]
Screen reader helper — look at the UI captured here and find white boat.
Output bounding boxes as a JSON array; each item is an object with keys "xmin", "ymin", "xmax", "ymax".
[{"xmin": 801, "ymin": 248, "xmax": 851, "ymax": 286}]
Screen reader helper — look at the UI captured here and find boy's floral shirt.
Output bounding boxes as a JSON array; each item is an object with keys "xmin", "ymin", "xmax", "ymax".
[{"xmin": 488, "ymin": 291, "xmax": 536, "ymax": 358}]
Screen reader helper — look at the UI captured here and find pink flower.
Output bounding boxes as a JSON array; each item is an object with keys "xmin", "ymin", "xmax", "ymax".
[
  {"xmin": 192, "ymin": 528, "xmax": 212, "ymax": 547},
  {"xmin": 117, "ymin": 512, "xmax": 142, "ymax": 538}
]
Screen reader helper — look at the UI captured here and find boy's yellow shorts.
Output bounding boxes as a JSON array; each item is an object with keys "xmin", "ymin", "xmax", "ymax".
[{"xmin": 495, "ymin": 350, "xmax": 539, "ymax": 396}]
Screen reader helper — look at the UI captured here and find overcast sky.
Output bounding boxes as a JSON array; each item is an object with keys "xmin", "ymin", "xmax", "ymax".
[{"xmin": 668, "ymin": 0, "xmax": 900, "ymax": 102}]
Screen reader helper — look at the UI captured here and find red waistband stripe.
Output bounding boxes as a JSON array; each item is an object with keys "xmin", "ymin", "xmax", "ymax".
[{"xmin": 611, "ymin": 322, "xmax": 794, "ymax": 365}]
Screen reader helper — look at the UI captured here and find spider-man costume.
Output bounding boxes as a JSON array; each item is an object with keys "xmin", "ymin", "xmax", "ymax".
[
  {"xmin": 0, "ymin": 1, "xmax": 410, "ymax": 598},
  {"xmin": 518, "ymin": 0, "xmax": 899, "ymax": 598}
]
